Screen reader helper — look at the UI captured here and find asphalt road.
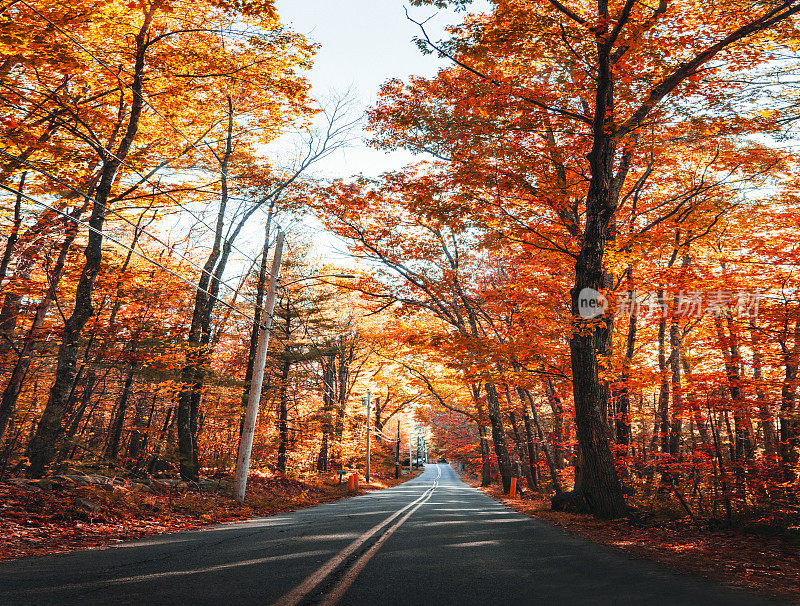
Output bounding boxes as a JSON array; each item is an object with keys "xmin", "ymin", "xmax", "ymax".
[{"xmin": 0, "ymin": 463, "xmax": 782, "ymax": 605}]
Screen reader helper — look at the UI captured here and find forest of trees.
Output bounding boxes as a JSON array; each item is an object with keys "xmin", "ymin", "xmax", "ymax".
[
  {"xmin": 2, "ymin": 0, "xmax": 800, "ymax": 531},
  {"xmin": 0, "ymin": 0, "xmax": 410, "ymax": 488}
]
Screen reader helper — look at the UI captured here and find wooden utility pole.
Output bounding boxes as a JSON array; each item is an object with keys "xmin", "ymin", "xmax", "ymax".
[
  {"xmin": 233, "ymin": 231, "xmax": 284, "ymax": 503},
  {"xmin": 365, "ymin": 390, "xmax": 371, "ymax": 482},
  {"xmin": 409, "ymin": 421, "xmax": 413, "ymax": 471},
  {"xmin": 395, "ymin": 419, "xmax": 400, "ymax": 478}
]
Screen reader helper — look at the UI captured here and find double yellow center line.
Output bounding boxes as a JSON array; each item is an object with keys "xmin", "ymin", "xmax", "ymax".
[{"xmin": 273, "ymin": 467, "xmax": 441, "ymax": 606}]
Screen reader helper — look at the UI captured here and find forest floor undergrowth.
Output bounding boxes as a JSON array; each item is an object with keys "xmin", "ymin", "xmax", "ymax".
[
  {"xmin": 0, "ymin": 468, "xmax": 406, "ymax": 561},
  {"xmin": 475, "ymin": 481, "xmax": 800, "ymax": 604}
]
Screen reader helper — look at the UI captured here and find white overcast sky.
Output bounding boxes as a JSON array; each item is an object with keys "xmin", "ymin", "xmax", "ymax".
[{"xmin": 273, "ymin": 0, "xmax": 491, "ymax": 178}]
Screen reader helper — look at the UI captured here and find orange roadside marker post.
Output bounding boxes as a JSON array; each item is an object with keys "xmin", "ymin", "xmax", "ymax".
[
  {"xmin": 354, "ymin": 475, "xmax": 360, "ymax": 489},
  {"xmin": 348, "ymin": 475, "xmax": 355, "ymax": 491},
  {"xmin": 510, "ymin": 477, "xmax": 517, "ymax": 498}
]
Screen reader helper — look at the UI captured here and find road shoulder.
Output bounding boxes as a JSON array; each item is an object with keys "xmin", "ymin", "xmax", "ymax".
[
  {"xmin": 0, "ymin": 470, "xmax": 409, "ymax": 561},
  {"xmin": 473, "ymin": 480, "xmax": 799, "ymax": 605}
]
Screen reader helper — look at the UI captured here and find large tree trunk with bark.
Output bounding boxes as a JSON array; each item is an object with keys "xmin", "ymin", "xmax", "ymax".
[
  {"xmin": 562, "ymin": 83, "xmax": 628, "ymax": 516},
  {"xmin": 26, "ymin": 13, "xmax": 152, "ymax": 477},
  {"xmin": 484, "ymin": 382, "xmax": 513, "ymax": 493}
]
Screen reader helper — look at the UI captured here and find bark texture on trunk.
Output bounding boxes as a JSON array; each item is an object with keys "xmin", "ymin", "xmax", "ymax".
[
  {"xmin": 562, "ymin": 58, "xmax": 628, "ymax": 516},
  {"xmin": 276, "ymin": 357, "xmax": 291, "ymax": 474},
  {"xmin": 317, "ymin": 349, "xmax": 335, "ymax": 472},
  {"xmin": 26, "ymin": 12, "xmax": 153, "ymax": 477},
  {"xmin": 104, "ymin": 366, "xmax": 136, "ymax": 461},
  {"xmin": 0, "ymin": 218, "xmax": 79, "ymax": 442},
  {"xmin": 484, "ymin": 382, "xmax": 513, "ymax": 492}
]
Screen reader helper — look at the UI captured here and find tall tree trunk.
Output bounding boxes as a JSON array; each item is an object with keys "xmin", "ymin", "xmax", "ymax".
[
  {"xmin": 749, "ymin": 321, "xmax": 775, "ymax": 456},
  {"xmin": 276, "ymin": 357, "xmax": 291, "ymax": 474},
  {"xmin": 317, "ymin": 349, "xmax": 335, "ymax": 472},
  {"xmin": 668, "ymin": 311, "xmax": 683, "ymax": 457},
  {"xmin": 656, "ymin": 290, "xmax": 671, "ymax": 457},
  {"xmin": 104, "ymin": 366, "xmax": 136, "ymax": 461},
  {"xmin": 566, "ymin": 122, "xmax": 628, "ymax": 517},
  {"xmin": 177, "ymin": 97, "xmax": 234, "ymax": 482},
  {"xmin": 26, "ymin": 11, "xmax": 153, "ymax": 477},
  {"xmin": 484, "ymin": 382, "xmax": 513, "ymax": 493},
  {"xmin": 519, "ymin": 386, "xmax": 564, "ymax": 496},
  {"xmin": 779, "ymin": 321, "xmax": 800, "ymax": 480},
  {"xmin": 519, "ymin": 408, "xmax": 540, "ymax": 491},
  {"xmin": 714, "ymin": 314, "xmax": 751, "ymax": 461},
  {"xmin": 0, "ymin": 218, "xmax": 79, "ymax": 442},
  {"xmin": 334, "ymin": 335, "xmax": 351, "ymax": 452},
  {"xmin": 470, "ymin": 384, "xmax": 492, "ymax": 486},
  {"xmin": 615, "ymin": 265, "xmax": 637, "ymax": 452},
  {"xmin": 544, "ymin": 377, "xmax": 566, "ymax": 468}
]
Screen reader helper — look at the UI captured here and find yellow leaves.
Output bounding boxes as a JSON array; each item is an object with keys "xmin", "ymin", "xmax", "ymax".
[{"xmin": 210, "ymin": 0, "xmax": 277, "ymax": 19}]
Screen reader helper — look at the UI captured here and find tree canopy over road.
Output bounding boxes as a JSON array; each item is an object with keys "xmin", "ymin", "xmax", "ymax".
[{"xmin": 2, "ymin": 0, "xmax": 800, "ymax": 552}]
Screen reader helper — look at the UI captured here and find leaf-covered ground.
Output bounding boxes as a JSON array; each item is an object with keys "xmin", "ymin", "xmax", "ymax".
[
  {"xmin": 0, "ymin": 471, "xmax": 405, "ymax": 562},
  {"xmin": 478, "ymin": 484, "xmax": 800, "ymax": 605}
]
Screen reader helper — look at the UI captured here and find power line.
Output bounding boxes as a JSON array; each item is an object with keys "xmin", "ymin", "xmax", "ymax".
[
  {"xmin": 0, "ymin": 182, "xmax": 314, "ymax": 354},
  {"xmin": 374, "ymin": 427, "xmax": 400, "ymax": 442},
  {"xmin": 11, "ymin": 3, "xmax": 268, "ymax": 268},
  {"xmin": 0, "ymin": 181, "xmax": 260, "ymax": 326},
  {"xmin": 722, "ymin": 259, "xmax": 800, "ymax": 268},
  {"xmin": 0, "ymin": 93, "xmax": 267, "ymax": 270},
  {"xmin": 18, "ymin": 0, "xmax": 229, "ymax": 174},
  {"xmin": 0, "ymin": 149, "xmax": 246, "ymax": 294},
  {"xmin": 11, "ymin": 3, "xmax": 351, "ymax": 271}
]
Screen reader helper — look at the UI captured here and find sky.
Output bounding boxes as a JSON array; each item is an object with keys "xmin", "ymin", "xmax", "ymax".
[
  {"xmin": 263, "ymin": 1, "xmax": 490, "ymax": 264},
  {"xmin": 273, "ymin": 0, "xmax": 490, "ymax": 179}
]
